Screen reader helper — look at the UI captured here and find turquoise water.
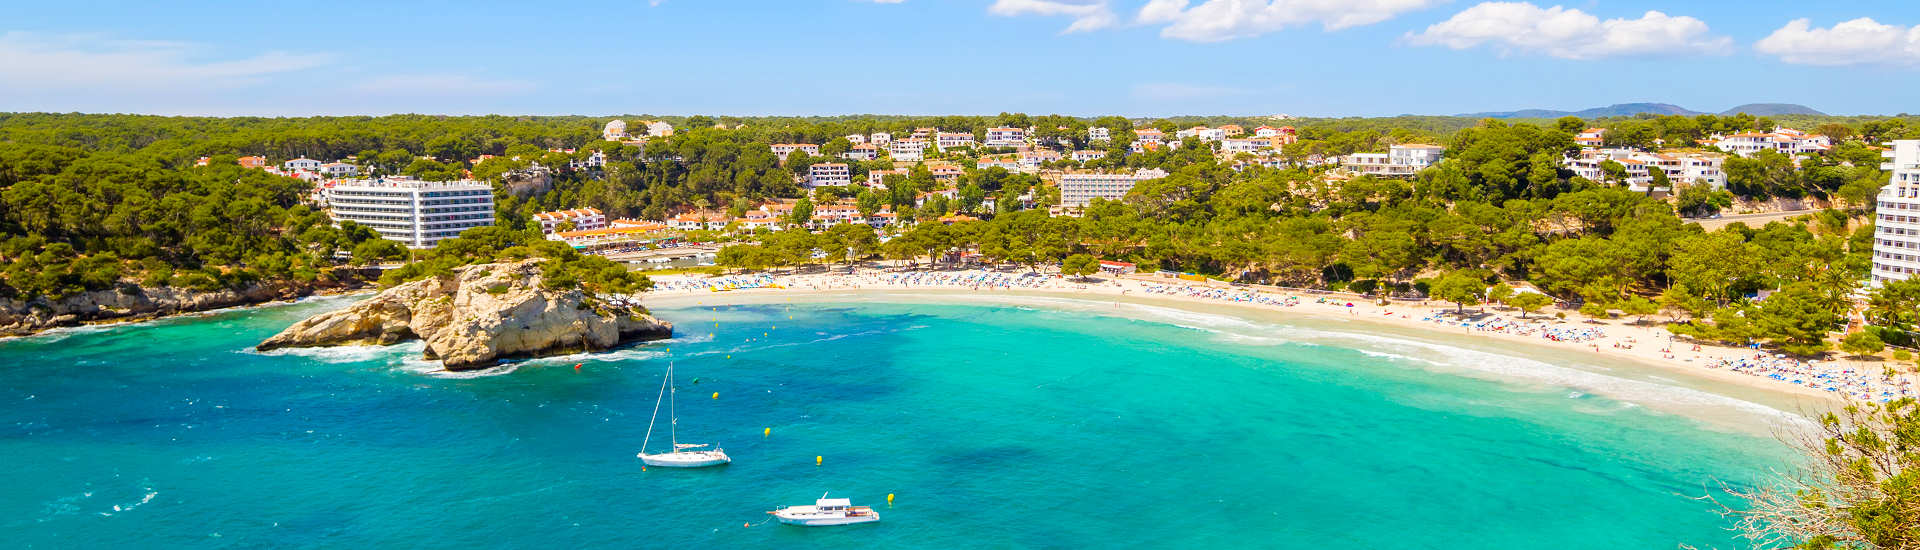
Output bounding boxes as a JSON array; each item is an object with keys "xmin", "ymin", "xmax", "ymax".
[{"xmin": 0, "ymin": 295, "xmax": 1790, "ymax": 548}]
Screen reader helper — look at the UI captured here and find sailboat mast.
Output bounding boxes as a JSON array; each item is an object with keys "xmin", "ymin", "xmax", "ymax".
[
  {"xmin": 641, "ymin": 362, "xmax": 670, "ymax": 454},
  {"xmin": 668, "ymin": 362, "xmax": 678, "ymax": 448}
]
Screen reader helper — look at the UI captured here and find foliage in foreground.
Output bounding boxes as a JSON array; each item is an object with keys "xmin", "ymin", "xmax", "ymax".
[{"xmin": 1711, "ymin": 399, "xmax": 1920, "ymax": 549}]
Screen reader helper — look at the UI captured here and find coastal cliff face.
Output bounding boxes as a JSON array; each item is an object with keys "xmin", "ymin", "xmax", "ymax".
[
  {"xmin": 257, "ymin": 259, "xmax": 671, "ymax": 370},
  {"xmin": 0, "ymin": 273, "xmax": 375, "ymax": 337}
]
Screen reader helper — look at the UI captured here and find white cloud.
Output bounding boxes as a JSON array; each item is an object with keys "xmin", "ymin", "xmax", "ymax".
[
  {"xmin": 1405, "ymin": 2, "xmax": 1731, "ymax": 59},
  {"xmin": 347, "ymin": 74, "xmax": 537, "ymax": 96},
  {"xmin": 1755, "ymin": 18, "xmax": 1920, "ymax": 66},
  {"xmin": 987, "ymin": 0, "xmax": 1118, "ymax": 33},
  {"xmin": 0, "ymin": 31, "xmax": 330, "ymax": 92},
  {"xmin": 1135, "ymin": 0, "xmax": 1443, "ymax": 42}
]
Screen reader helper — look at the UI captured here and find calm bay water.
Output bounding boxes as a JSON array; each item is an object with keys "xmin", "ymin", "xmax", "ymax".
[{"xmin": 1, "ymin": 295, "xmax": 1789, "ymax": 548}]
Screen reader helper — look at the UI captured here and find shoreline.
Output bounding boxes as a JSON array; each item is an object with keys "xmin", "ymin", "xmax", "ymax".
[
  {"xmin": 640, "ymin": 268, "xmax": 1904, "ymax": 420},
  {"xmin": 0, "ymin": 286, "xmax": 378, "ymax": 341}
]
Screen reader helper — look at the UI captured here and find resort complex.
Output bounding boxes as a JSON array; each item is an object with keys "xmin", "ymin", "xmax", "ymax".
[{"xmin": 10, "ymin": 1, "xmax": 1920, "ymax": 547}]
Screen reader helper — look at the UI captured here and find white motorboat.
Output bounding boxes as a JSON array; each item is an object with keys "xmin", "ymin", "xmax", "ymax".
[
  {"xmin": 637, "ymin": 362, "xmax": 730, "ymax": 468},
  {"xmin": 768, "ymin": 493, "xmax": 880, "ymax": 526}
]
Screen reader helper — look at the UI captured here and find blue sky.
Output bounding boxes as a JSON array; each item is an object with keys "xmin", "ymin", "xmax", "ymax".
[{"xmin": 4, "ymin": 0, "xmax": 1919, "ymax": 117}]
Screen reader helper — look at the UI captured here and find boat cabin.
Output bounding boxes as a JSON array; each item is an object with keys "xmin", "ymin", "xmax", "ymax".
[{"xmin": 816, "ymin": 498, "xmax": 852, "ymax": 510}]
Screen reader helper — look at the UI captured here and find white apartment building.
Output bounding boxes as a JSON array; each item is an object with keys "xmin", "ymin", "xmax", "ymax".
[
  {"xmin": 984, "ymin": 127, "xmax": 1027, "ymax": 147},
  {"xmin": 567, "ymin": 151, "xmax": 607, "ymax": 170},
  {"xmin": 1179, "ymin": 126, "xmax": 1226, "ymax": 142},
  {"xmin": 867, "ymin": 168, "xmax": 907, "ymax": 189},
  {"xmin": 770, "ymin": 143, "xmax": 821, "ymax": 162},
  {"xmin": 1071, "ymin": 150, "xmax": 1107, "ymax": 162},
  {"xmin": 1339, "ymin": 144, "xmax": 1444, "ymax": 178},
  {"xmin": 1874, "ymin": 140, "xmax": 1920, "ymax": 283},
  {"xmin": 1088, "ymin": 127, "xmax": 1110, "ymax": 142},
  {"xmin": 284, "ymin": 157, "xmax": 322, "ymax": 171},
  {"xmin": 845, "ymin": 134, "xmax": 867, "ymax": 145},
  {"xmin": 1713, "ymin": 128, "xmax": 1833, "ymax": 157},
  {"xmin": 319, "ymin": 162, "xmax": 358, "ymax": 176},
  {"xmin": 1019, "ymin": 150, "xmax": 1062, "ymax": 170},
  {"xmin": 889, "ymin": 138, "xmax": 927, "ymax": 162},
  {"xmin": 977, "ymin": 157, "xmax": 1022, "ymax": 171},
  {"xmin": 645, "ymin": 121, "xmax": 674, "ymax": 138},
  {"xmin": 843, "ymin": 143, "xmax": 879, "ymax": 161},
  {"xmin": 1562, "ymin": 148, "xmax": 1725, "ymax": 192},
  {"xmin": 936, "ymin": 132, "xmax": 976, "ymax": 151},
  {"xmin": 1133, "ymin": 128, "xmax": 1165, "ymax": 143},
  {"xmin": 807, "ymin": 163, "xmax": 852, "ymax": 188},
  {"xmin": 532, "ymin": 207, "xmax": 608, "ymax": 234},
  {"xmin": 1060, "ymin": 169, "xmax": 1169, "ymax": 208},
  {"xmin": 1220, "ymin": 138, "xmax": 1271, "ymax": 155},
  {"xmin": 602, "ymin": 120, "xmax": 629, "ymax": 141},
  {"xmin": 869, "ymin": 131, "xmax": 892, "ymax": 145},
  {"xmin": 1575, "ymin": 128, "xmax": 1607, "ymax": 148},
  {"xmin": 325, "ymin": 178, "xmax": 495, "ymax": 248}
]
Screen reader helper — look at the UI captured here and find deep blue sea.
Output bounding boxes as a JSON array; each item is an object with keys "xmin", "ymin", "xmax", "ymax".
[{"xmin": 0, "ymin": 294, "xmax": 1792, "ymax": 548}]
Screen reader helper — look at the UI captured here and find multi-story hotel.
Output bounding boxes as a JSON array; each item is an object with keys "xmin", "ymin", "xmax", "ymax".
[
  {"xmin": 1874, "ymin": 140, "xmax": 1920, "ymax": 284},
  {"xmin": 324, "ymin": 178, "xmax": 495, "ymax": 248},
  {"xmin": 1339, "ymin": 144, "xmax": 1445, "ymax": 178},
  {"xmin": 807, "ymin": 163, "xmax": 852, "ymax": 188},
  {"xmin": 1060, "ymin": 169, "xmax": 1169, "ymax": 208}
]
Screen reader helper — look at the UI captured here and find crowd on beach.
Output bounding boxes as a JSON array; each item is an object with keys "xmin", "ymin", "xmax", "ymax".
[
  {"xmin": 1710, "ymin": 353, "xmax": 1916, "ymax": 402},
  {"xmin": 646, "ymin": 267, "xmax": 1916, "ymax": 402}
]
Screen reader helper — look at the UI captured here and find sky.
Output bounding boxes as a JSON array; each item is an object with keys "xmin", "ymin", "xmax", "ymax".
[{"xmin": 4, "ymin": 0, "xmax": 1919, "ymax": 118}]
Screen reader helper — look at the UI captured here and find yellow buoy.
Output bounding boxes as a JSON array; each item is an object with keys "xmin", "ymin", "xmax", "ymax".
[
  {"xmin": 887, "ymin": 493, "xmax": 895, "ymax": 506},
  {"xmin": 816, "ymin": 455, "xmax": 822, "ymax": 466},
  {"xmin": 711, "ymin": 392, "xmax": 719, "ymax": 399},
  {"xmin": 764, "ymin": 427, "xmax": 771, "ymax": 437}
]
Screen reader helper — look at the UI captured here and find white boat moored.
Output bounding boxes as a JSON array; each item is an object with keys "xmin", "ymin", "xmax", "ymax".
[{"xmin": 769, "ymin": 493, "xmax": 880, "ymax": 526}]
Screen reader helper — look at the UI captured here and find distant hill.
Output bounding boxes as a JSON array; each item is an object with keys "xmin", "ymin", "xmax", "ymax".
[
  {"xmin": 1459, "ymin": 102, "xmax": 1828, "ymax": 119},
  {"xmin": 1718, "ymin": 103, "xmax": 1826, "ymax": 116},
  {"xmin": 1459, "ymin": 103, "xmax": 1702, "ymax": 119}
]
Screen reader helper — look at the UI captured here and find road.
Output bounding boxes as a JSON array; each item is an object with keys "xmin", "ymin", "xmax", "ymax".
[
  {"xmin": 602, "ymin": 245, "xmax": 720, "ymax": 262},
  {"xmin": 1686, "ymin": 209, "xmax": 1814, "ymax": 230}
]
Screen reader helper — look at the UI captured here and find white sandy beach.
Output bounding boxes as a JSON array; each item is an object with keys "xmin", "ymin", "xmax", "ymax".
[{"xmin": 639, "ymin": 267, "xmax": 1917, "ymax": 418}]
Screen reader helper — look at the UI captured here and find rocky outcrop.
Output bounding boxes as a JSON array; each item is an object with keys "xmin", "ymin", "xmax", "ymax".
[
  {"xmin": 256, "ymin": 259, "xmax": 671, "ymax": 370},
  {"xmin": 0, "ymin": 271, "xmax": 377, "ymax": 337}
]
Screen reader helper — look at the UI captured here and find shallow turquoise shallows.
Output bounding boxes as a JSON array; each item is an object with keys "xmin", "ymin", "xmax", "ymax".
[{"xmin": 1, "ymin": 295, "xmax": 1790, "ymax": 549}]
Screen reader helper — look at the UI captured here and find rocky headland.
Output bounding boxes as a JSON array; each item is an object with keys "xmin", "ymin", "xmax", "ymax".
[
  {"xmin": 0, "ymin": 271, "xmax": 378, "ymax": 337},
  {"xmin": 256, "ymin": 258, "xmax": 671, "ymax": 370}
]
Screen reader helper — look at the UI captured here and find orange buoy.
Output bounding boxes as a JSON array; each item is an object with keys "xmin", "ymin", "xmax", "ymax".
[{"xmin": 764, "ymin": 427, "xmax": 771, "ymax": 437}]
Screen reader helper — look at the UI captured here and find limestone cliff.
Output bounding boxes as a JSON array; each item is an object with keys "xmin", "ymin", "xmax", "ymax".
[
  {"xmin": 256, "ymin": 259, "xmax": 671, "ymax": 370},
  {"xmin": 0, "ymin": 271, "xmax": 376, "ymax": 337}
]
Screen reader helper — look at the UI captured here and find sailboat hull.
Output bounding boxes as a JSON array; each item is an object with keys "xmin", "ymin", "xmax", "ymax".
[{"xmin": 638, "ymin": 450, "xmax": 731, "ymax": 468}]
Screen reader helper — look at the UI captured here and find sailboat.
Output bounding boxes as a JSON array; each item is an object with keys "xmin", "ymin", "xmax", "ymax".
[{"xmin": 637, "ymin": 362, "xmax": 730, "ymax": 468}]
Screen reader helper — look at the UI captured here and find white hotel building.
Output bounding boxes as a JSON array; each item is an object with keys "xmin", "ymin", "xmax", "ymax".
[
  {"xmin": 325, "ymin": 178, "xmax": 495, "ymax": 248},
  {"xmin": 1873, "ymin": 140, "xmax": 1920, "ymax": 283},
  {"xmin": 1060, "ymin": 169, "xmax": 1170, "ymax": 209}
]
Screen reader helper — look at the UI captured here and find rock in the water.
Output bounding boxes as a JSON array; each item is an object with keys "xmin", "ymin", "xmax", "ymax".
[{"xmin": 257, "ymin": 259, "xmax": 671, "ymax": 370}]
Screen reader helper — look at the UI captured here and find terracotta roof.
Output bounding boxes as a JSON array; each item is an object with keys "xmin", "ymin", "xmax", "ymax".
[
  {"xmin": 533, "ymin": 208, "xmax": 603, "ymax": 221},
  {"xmin": 553, "ymin": 224, "xmax": 667, "ymax": 238}
]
